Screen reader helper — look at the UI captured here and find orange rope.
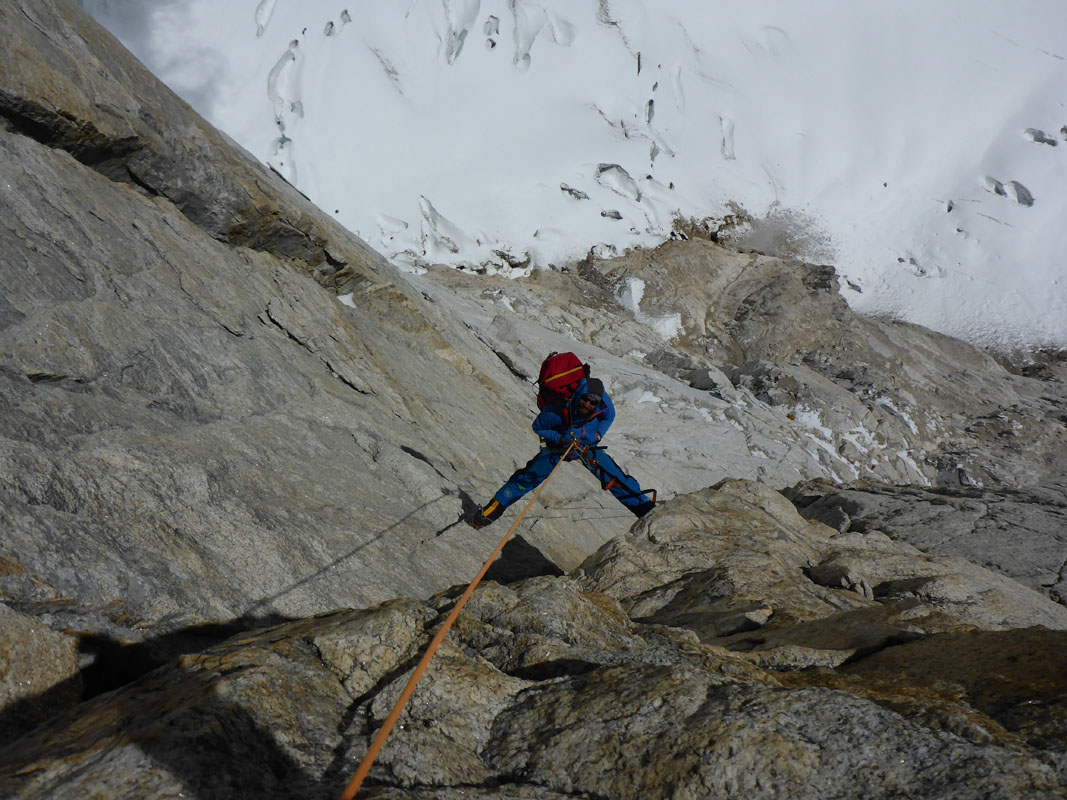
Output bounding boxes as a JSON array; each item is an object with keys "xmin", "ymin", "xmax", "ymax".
[{"xmin": 338, "ymin": 441, "xmax": 575, "ymax": 800}]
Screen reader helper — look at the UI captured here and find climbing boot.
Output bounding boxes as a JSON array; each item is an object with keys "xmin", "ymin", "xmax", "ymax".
[
  {"xmin": 466, "ymin": 499, "xmax": 505, "ymax": 529},
  {"xmin": 633, "ymin": 499, "xmax": 656, "ymax": 518}
]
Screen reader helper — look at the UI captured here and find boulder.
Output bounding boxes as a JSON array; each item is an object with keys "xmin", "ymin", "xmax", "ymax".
[
  {"xmin": 786, "ymin": 478, "xmax": 1067, "ymax": 604},
  {"xmin": 577, "ymin": 481, "xmax": 1067, "ymax": 669}
]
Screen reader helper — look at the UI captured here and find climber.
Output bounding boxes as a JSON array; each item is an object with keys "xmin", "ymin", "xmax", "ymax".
[{"xmin": 466, "ymin": 353, "xmax": 656, "ymax": 529}]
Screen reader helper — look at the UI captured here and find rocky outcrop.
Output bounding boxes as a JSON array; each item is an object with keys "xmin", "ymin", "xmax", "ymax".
[
  {"xmin": 786, "ymin": 478, "xmax": 1067, "ymax": 604},
  {"xmin": 578, "ymin": 238, "xmax": 1067, "ymax": 490},
  {"xmin": 1, "ymin": 482, "xmax": 1063, "ymax": 799},
  {"xmin": 419, "ymin": 238, "xmax": 1067, "ymax": 494},
  {"xmin": 0, "ymin": 0, "xmax": 384, "ymax": 289},
  {"xmin": 578, "ymin": 481, "xmax": 1067, "ymax": 665}
]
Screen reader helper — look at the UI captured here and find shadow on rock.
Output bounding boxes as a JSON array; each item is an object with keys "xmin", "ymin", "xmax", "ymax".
[
  {"xmin": 0, "ymin": 659, "xmax": 324, "ymax": 799},
  {"xmin": 483, "ymin": 535, "xmax": 564, "ymax": 585},
  {"xmin": 0, "ymin": 672, "xmax": 82, "ymax": 751},
  {"xmin": 77, "ymin": 615, "xmax": 296, "ymax": 699},
  {"xmin": 0, "ymin": 607, "xmax": 378, "ymax": 798},
  {"xmin": 0, "ymin": 614, "xmax": 294, "ymax": 752}
]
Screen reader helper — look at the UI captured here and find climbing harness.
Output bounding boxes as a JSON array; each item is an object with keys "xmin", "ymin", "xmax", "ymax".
[
  {"xmin": 337, "ymin": 441, "xmax": 576, "ymax": 800},
  {"xmin": 571, "ymin": 441, "xmax": 658, "ymax": 506}
]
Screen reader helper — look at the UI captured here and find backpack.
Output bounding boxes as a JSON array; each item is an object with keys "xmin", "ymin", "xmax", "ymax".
[{"xmin": 536, "ymin": 352, "xmax": 589, "ymax": 410}]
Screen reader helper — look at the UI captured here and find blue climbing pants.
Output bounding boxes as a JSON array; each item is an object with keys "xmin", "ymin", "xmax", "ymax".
[{"xmin": 494, "ymin": 447, "xmax": 653, "ymax": 516}]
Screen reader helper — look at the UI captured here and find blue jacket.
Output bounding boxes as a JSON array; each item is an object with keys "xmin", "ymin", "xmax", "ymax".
[{"xmin": 533, "ymin": 377, "xmax": 615, "ymax": 449}]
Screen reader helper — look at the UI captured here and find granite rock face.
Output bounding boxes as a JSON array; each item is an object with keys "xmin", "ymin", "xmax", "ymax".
[
  {"xmin": 0, "ymin": 603, "xmax": 80, "ymax": 748},
  {"xmin": 578, "ymin": 481, "xmax": 1067, "ymax": 665},
  {"xmin": 0, "ymin": 0, "xmax": 383, "ymax": 288},
  {"xmin": 577, "ymin": 238, "xmax": 1067, "ymax": 491},
  {"xmin": 0, "ymin": 0, "xmax": 624, "ymax": 653},
  {"xmin": 786, "ymin": 479, "xmax": 1067, "ymax": 604},
  {"xmin": 1, "ymin": 483, "xmax": 1064, "ymax": 799}
]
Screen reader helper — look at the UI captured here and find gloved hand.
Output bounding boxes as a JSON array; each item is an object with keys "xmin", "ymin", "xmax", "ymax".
[
  {"xmin": 545, "ymin": 436, "xmax": 581, "ymax": 458},
  {"xmin": 563, "ymin": 434, "xmax": 585, "ymax": 460},
  {"xmin": 544, "ymin": 439, "xmax": 569, "ymax": 454}
]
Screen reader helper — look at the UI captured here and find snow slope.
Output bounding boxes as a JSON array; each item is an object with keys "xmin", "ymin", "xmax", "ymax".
[{"xmin": 82, "ymin": 0, "xmax": 1067, "ymax": 352}]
